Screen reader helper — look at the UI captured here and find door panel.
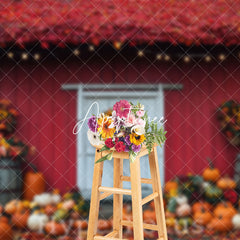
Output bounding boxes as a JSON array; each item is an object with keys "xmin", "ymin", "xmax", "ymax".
[{"xmin": 77, "ymin": 90, "xmax": 164, "ymax": 199}]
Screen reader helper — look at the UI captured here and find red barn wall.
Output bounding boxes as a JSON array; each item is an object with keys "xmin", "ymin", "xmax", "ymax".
[{"xmin": 0, "ymin": 56, "xmax": 239, "ymax": 192}]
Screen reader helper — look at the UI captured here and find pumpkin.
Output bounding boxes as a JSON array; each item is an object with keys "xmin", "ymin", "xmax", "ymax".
[
  {"xmin": 207, "ymin": 215, "xmax": 233, "ymax": 232},
  {"xmin": 73, "ymin": 220, "xmax": 88, "ymax": 230},
  {"xmin": 202, "ymin": 158, "xmax": 220, "ymax": 182},
  {"xmin": 44, "ymin": 204, "xmax": 57, "ymax": 216},
  {"xmin": 0, "ymin": 217, "xmax": 13, "ymax": 240},
  {"xmin": 166, "ymin": 217, "xmax": 176, "ymax": 227},
  {"xmin": 213, "ymin": 201, "xmax": 237, "ymax": 219},
  {"xmin": 27, "ymin": 213, "xmax": 49, "ymax": 232},
  {"xmin": 176, "ymin": 203, "xmax": 191, "ymax": 217},
  {"xmin": 192, "ymin": 201, "xmax": 212, "ymax": 214},
  {"xmin": 23, "ymin": 165, "xmax": 45, "ymax": 201},
  {"xmin": 5, "ymin": 199, "xmax": 24, "ymax": 215},
  {"xmin": 33, "ymin": 193, "xmax": 54, "ymax": 207},
  {"xmin": 232, "ymin": 213, "xmax": 240, "ymax": 229},
  {"xmin": 62, "ymin": 199, "xmax": 75, "ymax": 210},
  {"xmin": 143, "ymin": 210, "xmax": 156, "ymax": 222},
  {"xmin": 11, "ymin": 209, "xmax": 30, "ymax": 229},
  {"xmin": 53, "ymin": 209, "xmax": 69, "ymax": 222},
  {"xmin": 217, "ymin": 176, "xmax": 236, "ymax": 190},
  {"xmin": 193, "ymin": 208, "xmax": 212, "ymax": 226},
  {"xmin": 175, "ymin": 195, "xmax": 188, "ymax": 205},
  {"xmin": 97, "ymin": 219, "xmax": 112, "ymax": 230},
  {"xmin": 204, "ymin": 184, "xmax": 222, "ymax": 204},
  {"xmin": 45, "ymin": 221, "xmax": 67, "ymax": 236},
  {"xmin": 164, "ymin": 180, "xmax": 178, "ymax": 194}
]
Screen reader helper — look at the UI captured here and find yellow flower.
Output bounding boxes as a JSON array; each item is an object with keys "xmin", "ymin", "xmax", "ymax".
[
  {"xmin": 129, "ymin": 132, "xmax": 145, "ymax": 145},
  {"xmin": 97, "ymin": 116, "xmax": 115, "ymax": 139}
]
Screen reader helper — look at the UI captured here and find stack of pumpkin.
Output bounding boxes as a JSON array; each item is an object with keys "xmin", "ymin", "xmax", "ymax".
[
  {"xmin": 161, "ymin": 159, "xmax": 240, "ymax": 239},
  {"xmin": 0, "ymin": 190, "xmax": 91, "ymax": 240}
]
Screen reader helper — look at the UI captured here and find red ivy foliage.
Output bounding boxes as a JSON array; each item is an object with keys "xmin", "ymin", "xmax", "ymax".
[{"xmin": 0, "ymin": 0, "xmax": 240, "ymax": 47}]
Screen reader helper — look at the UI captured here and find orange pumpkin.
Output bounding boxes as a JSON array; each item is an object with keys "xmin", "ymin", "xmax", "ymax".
[
  {"xmin": 217, "ymin": 176, "xmax": 236, "ymax": 190},
  {"xmin": 97, "ymin": 219, "xmax": 112, "ymax": 231},
  {"xmin": 23, "ymin": 166, "xmax": 45, "ymax": 201},
  {"xmin": 5, "ymin": 200, "xmax": 24, "ymax": 215},
  {"xmin": 207, "ymin": 215, "xmax": 233, "ymax": 232},
  {"xmin": 45, "ymin": 221, "xmax": 66, "ymax": 236},
  {"xmin": 143, "ymin": 210, "xmax": 156, "ymax": 222},
  {"xmin": 73, "ymin": 220, "xmax": 88, "ymax": 230},
  {"xmin": 164, "ymin": 180, "xmax": 178, "ymax": 193},
  {"xmin": 12, "ymin": 210, "xmax": 30, "ymax": 229},
  {"xmin": 213, "ymin": 201, "xmax": 236, "ymax": 219},
  {"xmin": 202, "ymin": 158, "xmax": 220, "ymax": 182},
  {"xmin": 193, "ymin": 208, "xmax": 212, "ymax": 226},
  {"xmin": 0, "ymin": 216, "xmax": 12, "ymax": 240},
  {"xmin": 44, "ymin": 204, "xmax": 57, "ymax": 216},
  {"xmin": 192, "ymin": 201, "xmax": 212, "ymax": 214}
]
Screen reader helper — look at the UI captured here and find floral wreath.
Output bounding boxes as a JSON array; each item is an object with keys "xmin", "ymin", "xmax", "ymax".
[
  {"xmin": 87, "ymin": 100, "xmax": 166, "ymax": 163},
  {"xmin": 217, "ymin": 100, "xmax": 240, "ymax": 146}
]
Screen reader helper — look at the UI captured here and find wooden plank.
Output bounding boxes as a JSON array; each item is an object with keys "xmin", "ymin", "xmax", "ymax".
[
  {"xmin": 99, "ymin": 192, "xmax": 112, "ymax": 201},
  {"xmin": 87, "ymin": 150, "xmax": 104, "ymax": 240},
  {"xmin": 149, "ymin": 147, "xmax": 168, "ymax": 240},
  {"xmin": 120, "ymin": 176, "xmax": 152, "ymax": 184},
  {"xmin": 129, "ymin": 157, "xmax": 144, "ymax": 240},
  {"xmin": 141, "ymin": 192, "xmax": 159, "ymax": 206},
  {"xmin": 113, "ymin": 158, "xmax": 123, "ymax": 238},
  {"xmin": 94, "ymin": 236, "xmax": 128, "ymax": 240},
  {"xmin": 98, "ymin": 186, "xmax": 131, "ymax": 195},
  {"xmin": 121, "ymin": 220, "xmax": 159, "ymax": 231}
]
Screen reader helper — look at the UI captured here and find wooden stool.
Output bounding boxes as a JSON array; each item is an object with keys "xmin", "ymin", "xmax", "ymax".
[{"xmin": 87, "ymin": 145, "xmax": 168, "ymax": 240}]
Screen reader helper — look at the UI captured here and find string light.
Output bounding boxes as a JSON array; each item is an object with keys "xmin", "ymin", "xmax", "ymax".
[
  {"xmin": 7, "ymin": 52, "xmax": 14, "ymax": 59},
  {"xmin": 218, "ymin": 54, "xmax": 226, "ymax": 61},
  {"xmin": 164, "ymin": 55, "xmax": 170, "ymax": 61},
  {"xmin": 21, "ymin": 53, "xmax": 28, "ymax": 60},
  {"xmin": 88, "ymin": 45, "xmax": 95, "ymax": 52},
  {"xmin": 138, "ymin": 50, "xmax": 144, "ymax": 57},
  {"xmin": 183, "ymin": 55, "xmax": 191, "ymax": 63},
  {"xmin": 33, "ymin": 53, "xmax": 40, "ymax": 60},
  {"xmin": 113, "ymin": 41, "xmax": 122, "ymax": 50},
  {"xmin": 156, "ymin": 54, "xmax": 162, "ymax": 60},
  {"xmin": 73, "ymin": 49, "xmax": 80, "ymax": 56},
  {"xmin": 204, "ymin": 55, "xmax": 211, "ymax": 62}
]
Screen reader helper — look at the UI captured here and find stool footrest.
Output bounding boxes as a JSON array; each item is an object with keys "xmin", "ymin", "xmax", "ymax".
[
  {"xmin": 99, "ymin": 186, "xmax": 132, "ymax": 195},
  {"xmin": 141, "ymin": 192, "xmax": 159, "ymax": 205},
  {"xmin": 121, "ymin": 220, "xmax": 159, "ymax": 231},
  {"xmin": 120, "ymin": 176, "xmax": 152, "ymax": 184},
  {"xmin": 94, "ymin": 236, "xmax": 128, "ymax": 240},
  {"xmin": 99, "ymin": 192, "xmax": 112, "ymax": 200}
]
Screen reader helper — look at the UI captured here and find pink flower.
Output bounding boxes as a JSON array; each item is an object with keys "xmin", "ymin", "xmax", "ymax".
[
  {"xmin": 136, "ymin": 118, "xmax": 146, "ymax": 127},
  {"xmin": 125, "ymin": 113, "xmax": 136, "ymax": 127},
  {"xmin": 136, "ymin": 110, "xmax": 145, "ymax": 117},
  {"xmin": 113, "ymin": 100, "xmax": 131, "ymax": 118}
]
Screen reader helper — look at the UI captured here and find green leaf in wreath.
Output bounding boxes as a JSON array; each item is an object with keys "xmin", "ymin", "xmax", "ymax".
[{"xmin": 95, "ymin": 152, "xmax": 113, "ymax": 163}]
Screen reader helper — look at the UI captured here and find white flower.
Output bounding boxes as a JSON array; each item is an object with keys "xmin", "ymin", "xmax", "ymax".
[
  {"xmin": 131, "ymin": 125, "xmax": 145, "ymax": 135},
  {"xmin": 87, "ymin": 129, "xmax": 103, "ymax": 146}
]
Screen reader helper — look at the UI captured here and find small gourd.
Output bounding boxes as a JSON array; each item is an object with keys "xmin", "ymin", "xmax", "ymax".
[
  {"xmin": 202, "ymin": 158, "xmax": 220, "ymax": 182},
  {"xmin": 27, "ymin": 213, "xmax": 49, "ymax": 232},
  {"xmin": 232, "ymin": 212, "xmax": 240, "ymax": 229},
  {"xmin": 176, "ymin": 203, "xmax": 191, "ymax": 217},
  {"xmin": 175, "ymin": 195, "xmax": 188, "ymax": 205}
]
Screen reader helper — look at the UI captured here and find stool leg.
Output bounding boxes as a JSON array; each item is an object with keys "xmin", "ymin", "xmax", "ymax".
[
  {"xmin": 149, "ymin": 147, "xmax": 168, "ymax": 240},
  {"xmin": 113, "ymin": 158, "xmax": 123, "ymax": 238},
  {"xmin": 87, "ymin": 150, "xmax": 104, "ymax": 240},
  {"xmin": 130, "ymin": 157, "xmax": 144, "ymax": 240}
]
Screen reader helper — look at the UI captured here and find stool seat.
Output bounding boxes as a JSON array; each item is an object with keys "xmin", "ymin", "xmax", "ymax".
[{"xmin": 87, "ymin": 145, "xmax": 168, "ymax": 240}]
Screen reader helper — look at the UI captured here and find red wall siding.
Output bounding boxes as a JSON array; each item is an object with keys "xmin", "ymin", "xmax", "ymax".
[{"xmin": 0, "ymin": 57, "xmax": 239, "ymax": 192}]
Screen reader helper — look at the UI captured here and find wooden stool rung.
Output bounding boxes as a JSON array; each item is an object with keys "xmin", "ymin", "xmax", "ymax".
[
  {"xmin": 98, "ymin": 186, "xmax": 132, "ymax": 195},
  {"xmin": 121, "ymin": 220, "xmax": 159, "ymax": 231},
  {"xmin": 141, "ymin": 192, "xmax": 159, "ymax": 205},
  {"xmin": 120, "ymin": 176, "xmax": 152, "ymax": 184},
  {"xmin": 105, "ymin": 230, "xmax": 118, "ymax": 237},
  {"xmin": 94, "ymin": 236, "xmax": 128, "ymax": 240},
  {"xmin": 99, "ymin": 192, "xmax": 112, "ymax": 200}
]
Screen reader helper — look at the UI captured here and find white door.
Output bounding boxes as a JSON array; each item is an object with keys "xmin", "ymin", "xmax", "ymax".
[{"xmin": 77, "ymin": 85, "xmax": 165, "ymax": 199}]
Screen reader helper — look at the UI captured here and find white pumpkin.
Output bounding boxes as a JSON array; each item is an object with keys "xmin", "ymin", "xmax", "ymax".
[
  {"xmin": 51, "ymin": 193, "xmax": 61, "ymax": 205},
  {"xmin": 176, "ymin": 203, "xmax": 191, "ymax": 217},
  {"xmin": 33, "ymin": 193, "xmax": 53, "ymax": 206},
  {"xmin": 27, "ymin": 213, "xmax": 49, "ymax": 232},
  {"xmin": 175, "ymin": 195, "xmax": 188, "ymax": 205},
  {"xmin": 232, "ymin": 213, "xmax": 240, "ymax": 229},
  {"xmin": 202, "ymin": 181, "xmax": 210, "ymax": 189}
]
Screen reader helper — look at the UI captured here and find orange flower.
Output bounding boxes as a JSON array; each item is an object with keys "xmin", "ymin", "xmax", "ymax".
[{"xmin": 97, "ymin": 116, "xmax": 115, "ymax": 139}]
